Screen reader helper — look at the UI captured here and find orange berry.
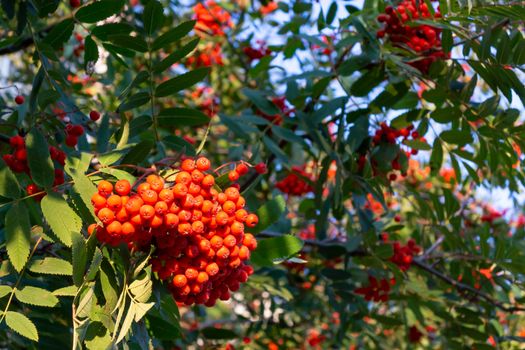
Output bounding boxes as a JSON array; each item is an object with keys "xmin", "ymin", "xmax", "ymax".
[
  {"xmin": 122, "ymin": 222, "xmax": 136, "ymax": 235},
  {"xmin": 239, "ymin": 245, "xmax": 250, "ymax": 260},
  {"xmin": 188, "ymin": 182, "xmax": 201, "ymax": 195},
  {"xmin": 216, "ymin": 211, "xmax": 229, "ymax": 225},
  {"xmin": 107, "ymin": 221, "xmax": 122, "ymax": 235},
  {"xmin": 229, "ymin": 257, "xmax": 241, "ymax": 269},
  {"xmin": 181, "ymin": 159, "xmax": 196, "ymax": 172},
  {"xmin": 196, "ymin": 157, "xmax": 211, "ymax": 171},
  {"xmin": 114, "ymin": 180, "xmax": 131, "ymax": 196},
  {"xmin": 139, "ymin": 205, "xmax": 155, "ymax": 220},
  {"xmin": 146, "ymin": 174, "xmax": 161, "ymax": 185},
  {"xmin": 178, "ymin": 210, "xmax": 192, "ymax": 222},
  {"xmin": 125, "ymin": 196, "xmax": 144, "ymax": 214},
  {"xmin": 154, "ymin": 201, "xmax": 168, "ymax": 215},
  {"xmin": 235, "ymin": 209, "xmax": 248, "ymax": 222},
  {"xmin": 198, "ymin": 239, "xmax": 211, "ymax": 253},
  {"xmin": 178, "ymin": 223, "xmax": 192, "ymax": 235},
  {"xmin": 236, "ymin": 196, "xmax": 246, "ymax": 209},
  {"xmin": 224, "ymin": 187, "xmax": 240, "ymax": 201},
  {"xmin": 169, "ymin": 202, "xmax": 181, "ymax": 214},
  {"xmin": 97, "ymin": 208, "xmax": 115, "ymax": 224},
  {"xmin": 91, "ymin": 193, "xmax": 107, "ymax": 208},
  {"xmin": 243, "ymin": 234, "xmax": 258, "ymax": 250},
  {"xmin": 87, "ymin": 223, "xmax": 97, "ymax": 235},
  {"xmin": 159, "ymin": 188, "xmax": 174, "ymax": 203},
  {"xmin": 116, "ymin": 207, "xmax": 129, "ymax": 222},
  {"xmin": 236, "ymin": 163, "xmax": 249, "ymax": 175},
  {"xmin": 130, "ymin": 214, "xmax": 143, "ymax": 226},
  {"xmin": 202, "ymin": 200, "xmax": 214, "ymax": 214},
  {"xmin": 201, "ymin": 174, "xmax": 215, "ymax": 187},
  {"xmin": 192, "ymin": 220, "xmax": 204, "ymax": 234},
  {"xmin": 223, "ymin": 235, "xmax": 237, "ymax": 248},
  {"xmin": 210, "ymin": 236, "xmax": 223, "ymax": 250},
  {"xmin": 141, "ymin": 189, "xmax": 158, "ymax": 204},
  {"xmin": 217, "ymin": 193, "xmax": 227, "ymax": 204},
  {"xmin": 175, "ymin": 171, "xmax": 192, "ymax": 185},
  {"xmin": 191, "ymin": 170, "xmax": 204, "ymax": 183},
  {"xmin": 222, "ymin": 200, "xmax": 236, "ymax": 215},
  {"xmin": 231, "ymin": 221, "xmax": 244, "ymax": 235},
  {"xmin": 197, "ymin": 271, "xmax": 209, "ymax": 284},
  {"xmin": 137, "ymin": 182, "xmax": 151, "ymax": 196},
  {"xmin": 106, "ymin": 195, "xmax": 122, "ymax": 210},
  {"xmin": 216, "ymin": 246, "xmax": 230, "ymax": 259},
  {"xmin": 150, "ymin": 215, "xmax": 163, "ymax": 228},
  {"xmin": 245, "ymin": 214, "xmax": 258, "ymax": 227},
  {"xmin": 164, "ymin": 213, "xmax": 179, "ymax": 228},
  {"xmin": 173, "ymin": 274, "xmax": 188, "ymax": 288},
  {"xmin": 206, "ymin": 262, "xmax": 219, "ymax": 276},
  {"xmin": 97, "ymin": 180, "xmax": 113, "ymax": 196},
  {"xmin": 173, "ymin": 183, "xmax": 188, "ymax": 197},
  {"xmin": 147, "ymin": 175, "xmax": 164, "ymax": 192},
  {"xmin": 185, "ymin": 268, "xmax": 199, "ymax": 280},
  {"xmin": 228, "ymin": 170, "xmax": 239, "ymax": 181}
]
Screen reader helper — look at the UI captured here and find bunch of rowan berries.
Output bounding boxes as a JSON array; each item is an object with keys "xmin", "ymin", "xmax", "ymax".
[
  {"xmin": 275, "ymin": 165, "xmax": 314, "ymax": 196},
  {"xmin": 376, "ymin": 0, "xmax": 448, "ymax": 73},
  {"xmin": 256, "ymin": 96, "xmax": 294, "ymax": 125},
  {"xmin": 2, "ymin": 135, "xmax": 67, "ymax": 200},
  {"xmin": 243, "ymin": 40, "xmax": 271, "ymax": 62},
  {"xmin": 89, "ymin": 157, "xmax": 259, "ymax": 306},
  {"xmin": 389, "ymin": 239, "xmax": 421, "ymax": 271},
  {"xmin": 65, "ymin": 123, "xmax": 84, "ymax": 147},
  {"xmin": 193, "ymin": 0, "xmax": 233, "ymax": 37},
  {"xmin": 355, "ymin": 276, "xmax": 396, "ymax": 302}
]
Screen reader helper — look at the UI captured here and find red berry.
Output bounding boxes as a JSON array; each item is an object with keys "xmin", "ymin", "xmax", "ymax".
[
  {"xmin": 70, "ymin": 0, "xmax": 81, "ymax": 7},
  {"xmin": 14, "ymin": 95, "xmax": 24, "ymax": 105},
  {"xmin": 70, "ymin": 125, "xmax": 84, "ymax": 136},
  {"xmin": 65, "ymin": 135, "xmax": 78, "ymax": 147},
  {"xmin": 254, "ymin": 162, "xmax": 267, "ymax": 174},
  {"xmin": 89, "ymin": 110, "xmax": 101, "ymax": 121},
  {"xmin": 9, "ymin": 135, "xmax": 24, "ymax": 148}
]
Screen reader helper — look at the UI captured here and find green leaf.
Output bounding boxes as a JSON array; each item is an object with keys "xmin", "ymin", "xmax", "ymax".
[
  {"xmin": 155, "ymin": 68, "xmax": 210, "ymax": 97},
  {"xmin": 53, "ymin": 285, "xmax": 78, "ymax": 297},
  {"xmin": 42, "ymin": 18, "xmax": 74, "ymax": 49},
  {"xmin": 117, "ymin": 91, "xmax": 150, "ymax": 112},
  {"xmin": 5, "ymin": 203, "xmax": 31, "ymax": 272},
  {"xmin": 143, "ymin": 0, "xmax": 164, "ymax": 36},
  {"xmin": 350, "ymin": 66, "xmax": 384, "ymax": 97},
  {"xmin": 440, "ymin": 130, "xmax": 473, "ymax": 146},
  {"xmin": 91, "ymin": 22, "xmax": 133, "ymax": 40},
  {"xmin": 84, "ymin": 35, "xmax": 99, "ymax": 68},
  {"xmin": 71, "ymin": 232, "xmax": 87, "ymax": 286},
  {"xmin": 201, "ymin": 327, "xmax": 238, "ymax": 340},
  {"xmin": 263, "ymin": 136, "xmax": 288, "ymax": 162},
  {"xmin": 29, "ymin": 257, "xmax": 72, "ymax": 275},
  {"xmin": 157, "ymin": 107, "xmax": 209, "ymax": 127},
  {"xmin": 253, "ymin": 195, "xmax": 286, "ymax": 233},
  {"xmin": 15, "ymin": 286, "xmax": 59, "ymax": 307},
  {"xmin": 242, "ymin": 88, "xmax": 280, "ymax": 115},
  {"xmin": 107, "ymin": 34, "xmax": 148, "ymax": 52},
  {"xmin": 152, "ymin": 20, "xmax": 196, "ymax": 51},
  {"xmin": 251, "ymin": 235, "xmax": 304, "ymax": 267},
  {"xmin": 404, "ymin": 139, "xmax": 431, "ymax": 151},
  {"xmin": 0, "ymin": 285, "xmax": 12, "ymax": 298},
  {"xmin": 75, "ymin": 0, "xmax": 125, "ymax": 23},
  {"xmin": 66, "ymin": 156, "xmax": 97, "ymax": 222},
  {"xmin": 5, "ymin": 311, "xmax": 38, "ymax": 342},
  {"xmin": 98, "ymin": 168, "xmax": 136, "ymax": 184},
  {"xmin": 86, "ymin": 247, "xmax": 102, "ymax": 281},
  {"xmin": 115, "ymin": 302, "xmax": 135, "ymax": 343},
  {"xmin": 0, "ymin": 166, "xmax": 20, "ymax": 199},
  {"xmin": 121, "ymin": 139, "xmax": 154, "ymax": 165},
  {"xmin": 26, "ymin": 128, "xmax": 54, "ymax": 188},
  {"xmin": 429, "ymin": 138, "xmax": 444, "ymax": 175},
  {"xmin": 153, "ymin": 38, "xmax": 199, "ymax": 73},
  {"xmin": 41, "ymin": 192, "xmax": 82, "ymax": 247}
]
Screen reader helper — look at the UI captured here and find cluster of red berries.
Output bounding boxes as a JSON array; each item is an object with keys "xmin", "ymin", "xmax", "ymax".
[
  {"xmin": 243, "ymin": 40, "xmax": 271, "ymax": 62},
  {"xmin": 257, "ymin": 96, "xmax": 294, "ymax": 125},
  {"xmin": 275, "ymin": 166, "xmax": 314, "ymax": 196},
  {"xmin": 73, "ymin": 33, "xmax": 85, "ymax": 57},
  {"xmin": 376, "ymin": 0, "xmax": 448, "ymax": 73},
  {"xmin": 193, "ymin": 0, "xmax": 233, "ymax": 37},
  {"xmin": 227, "ymin": 161, "xmax": 267, "ymax": 181},
  {"xmin": 89, "ymin": 157, "xmax": 259, "ymax": 306},
  {"xmin": 389, "ymin": 239, "xmax": 421, "ymax": 271},
  {"xmin": 2, "ymin": 135, "xmax": 67, "ymax": 200},
  {"xmin": 359, "ymin": 122, "xmax": 425, "ymax": 181},
  {"xmin": 355, "ymin": 276, "xmax": 396, "ymax": 302},
  {"xmin": 64, "ymin": 123, "xmax": 84, "ymax": 147},
  {"xmin": 186, "ymin": 43, "xmax": 224, "ymax": 68}
]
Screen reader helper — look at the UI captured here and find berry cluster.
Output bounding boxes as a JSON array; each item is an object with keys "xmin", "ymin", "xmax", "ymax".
[
  {"xmin": 190, "ymin": 86, "xmax": 219, "ymax": 117},
  {"xmin": 257, "ymin": 96, "xmax": 294, "ymax": 125},
  {"xmin": 73, "ymin": 33, "xmax": 85, "ymax": 57},
  {"xmin": 186, "ymin": 43, "xmax": 224, "ymax": 68},
  {"xmin": 355, "ymin": 276, "xmax": 396, "ymax": 302},
  {"xmin": 89, "ymin": 157, "xmax": 259, "ymax": 306},
  {"xmin": 389, "ymin": 239, "xmax": 421, "ymax": 271},
  {"xmin": 243, "ymin": 40, "xmax": 271, "ymax": 62},
  {"xmin": 64, "ymin": 123, "xmax": 85, "ymax": 147},
  {"xmin": 2, "ymin": 135, "xmax": 67, "ymax": 200},
  {"xmin": 376, "ymin": 0, "xmax": 448, "ymax": 73},
  {"xmin": 275, "ymin": 166, "xmax": 314, "ymax": 196},
  {"xmin": 193, "ymin": 1, "xmax": 233, "ymax": 37}
]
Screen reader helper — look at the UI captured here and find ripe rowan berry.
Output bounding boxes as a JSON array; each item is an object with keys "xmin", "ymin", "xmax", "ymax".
[
  {"xmin": 236, "ymin": 163, "xmax": 249, "ymax": 175},
  {"xmin": 14, "ymin": 95, "xmax": 24, "ymax": 105},
  {"xmin": 245, "ymin": 214, "xmax": 258, "ymax": 227},
  {"xmin": 65, "ymin": 135, "xmax": 78, "ymax": 147},
  {"xmin": 91, "ymin": 193, "xmax": 107, "ymax": 208},
  {"xmin": 254, "ymin": 162, "xmax": 267, "ymax": 174},
  {"xmin": 107, "ymin": 195, "xmax": 122, "ymax": 210},
  {"xmin": 228, "ymin": 170, "xmax": 239, "ymax": 181},
  {"xmin": 173, "ymin": 275, "xmax": 188, "ymax": 288},
  {"xmin": 98, "ymin": 208, "xmax": 115, "ymax": 224},
  {"xmin": 107, "ymin": 221, "xmax": 122, "ymax": 235},
  {"xmin": 114, "ymin": 180, "xmax": 131, "ymax": 196},
  {"xmin": 139, "ymin": 205, "xmax": 155, "ymax": 220},
  {"xmin": 70, "ymin": 0, "xmax": 81, "ymax": 7},
  {"xmin": 89, "ymin": 110, "xmax": 100, "ymax": 121}
]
